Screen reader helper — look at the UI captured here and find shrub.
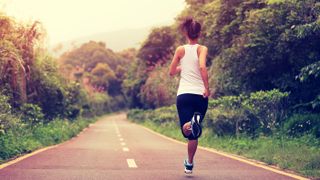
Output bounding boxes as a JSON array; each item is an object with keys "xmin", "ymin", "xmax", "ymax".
[
  {"xmin": 19, "ymin": 103, "xmax": 45, "ymax": 126},
  {"xmin": 0, "ymin": 93, "xmax": 19, "ymax": 133},
  {"xmin": 211, "ymin": 114, "xmax": 236, "ymax": 136},
  {"xmin": 63, "ymin": 82, "xmax": 87, "ymax": 119},
  {"xmin": 83, "ymin": 93, "xmax": 111, "ymax": 117},
  {"xmin": 243, "ymin": 89, "xmax": 289, "ymax": 134},
  {"xmin": 129, "ymin": 89, "xmax": 288, "ymax": 137},
  {"xmin": 207, "ymin": 89, "xmax": 289, "ymax": 136},
  {"xmin": 127, "ymin": 109, "xmax": 148, "ymax": 123},
  {"xmin": 284, "ymin": 114, "xmax": 320, "ymax": 138}
]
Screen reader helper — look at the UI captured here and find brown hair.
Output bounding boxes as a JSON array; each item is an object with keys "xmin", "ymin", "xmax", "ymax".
[{"xmin": 181, "ymin": 17, "xmax": 201, "ymax": 40}]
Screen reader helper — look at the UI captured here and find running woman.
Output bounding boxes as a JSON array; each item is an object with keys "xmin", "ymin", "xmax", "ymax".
[{"xmin": 169, "ymin": 17, "xmax": 210, "ymax": 174}]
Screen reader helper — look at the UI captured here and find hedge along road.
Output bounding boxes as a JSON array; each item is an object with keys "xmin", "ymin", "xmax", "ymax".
[{"xmin": 0, "ymin": 113, "xmax": 308, "ymax": 180}]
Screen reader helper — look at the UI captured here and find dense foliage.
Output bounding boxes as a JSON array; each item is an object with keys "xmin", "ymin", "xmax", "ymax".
[
  {"xmin": 121, "ymin": 0, "xmax": 320, "ymax": 114},
  {"xmin": 0, "ymin": 13, "xmax": 109, "ymax": 120},
  {"xmin": 58, "ymin": 41, "xmax": 130, "ymax": 111},
  {"xmin": 0, "ymin": 12, "xmax": 112, "ymax": 162}
]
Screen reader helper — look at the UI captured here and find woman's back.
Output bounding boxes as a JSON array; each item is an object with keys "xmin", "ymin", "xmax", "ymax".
[{"xmin": 177, "ymin": 44, "xmax": 205, "ymax": 96}]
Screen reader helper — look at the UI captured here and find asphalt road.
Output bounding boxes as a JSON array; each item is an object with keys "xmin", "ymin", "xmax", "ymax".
[{"xmin": 0, "ymin": 113, "xmax": 298, "ymax": 180}]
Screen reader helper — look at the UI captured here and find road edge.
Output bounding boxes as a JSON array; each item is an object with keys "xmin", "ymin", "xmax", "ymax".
[
  {"xmin": 137, "ymin": 124, "xmax": 310, "ymax": 180},
  {"xmin": 0, "ymin": 113, "xmax": 118, "ymax": 170},
  {"xmin": 0, "ymin": 127, "xmax": 89, "ymax": 170},
  {"xmin": 0, "ymin": 144, "xmax": 59, "ymax": 170}
]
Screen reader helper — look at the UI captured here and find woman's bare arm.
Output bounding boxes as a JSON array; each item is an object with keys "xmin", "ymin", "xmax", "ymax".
[
  {"xmin": 199, "ymin": 46, "xmax": 210, "ymax": 97},
  {"xmin": 169, "ymin": 46, "xmax": 184, "ymax": 77}
]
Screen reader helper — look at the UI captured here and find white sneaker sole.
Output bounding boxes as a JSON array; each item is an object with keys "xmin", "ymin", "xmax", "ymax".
[{"xmin": 184, "ymin": 168, "xmax": 192, "ymax": 174}]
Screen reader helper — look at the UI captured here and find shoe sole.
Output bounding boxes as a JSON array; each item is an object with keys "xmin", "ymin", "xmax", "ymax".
[
  {"xmin": 184, "ymin": 160, "xmax": 193, "ymax": 174},
  {"xmin": 184, "ymin": 169, "xmax": 192, "ymax": 174},
  {"xmin": 191, "ymin": 114, "xmax": 202, "ymax": 138}
]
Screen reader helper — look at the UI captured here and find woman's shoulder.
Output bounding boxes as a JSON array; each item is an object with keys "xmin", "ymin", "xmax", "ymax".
[
  {"xmin": 176, "ymin": 45, "xmax": 185, "ymax": 51},
  {"xmin": 197, "ymin": 44, "xmax": 208, "ymax": 50},
  {"xmin": 175, "ymin": 45, "xmax": 185, "ymax": 57},
  {"xmin": 197, "ymin": 44, "xmax": 208, "ymax": 55}
]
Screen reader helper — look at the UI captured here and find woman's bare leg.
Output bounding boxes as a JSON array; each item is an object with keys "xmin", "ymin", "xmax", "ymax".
[
  {"xmin": 183, "ymin": 122, "xmax": 198, "ymax": 164},
  {"xmin": 182, "ymin": 122, "xmax": 192, "ymax": 136},
  {"xmin": 188, "ymin": 140, "xmax": 198, "ymax": 164}
]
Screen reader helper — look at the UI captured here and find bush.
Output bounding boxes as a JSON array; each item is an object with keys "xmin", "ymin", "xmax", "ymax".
[
  {"xmin": 33, "ymin": 120, "xmax": 72, "ymax": 145},
  {"xmin": 129, "ymin": 89, "xmax": 288, "ymax": 137},
  {"xmin": 211, "ymin": 114, "xmax": 236, "ymax": 136},
  {"xmin": 207, "ymin": 89, "xmax": 289, "ymax": 136},
  {"xmin": 0, "ymin": 129, "xmax": 40, "ymax": 160},
  {"xmin": 30, "ymin": 57, "xmax": 89, "ymax": 120},
  {"xmin": 83, "ymin": 93, "xmax": 111, "ymax": 117},
  {"xmin": 19, "ymin": 103, "xmax": 45, "ymax": 126},
  {"xmin": 0, "ymin": 93, "xmax": 19, "ymax": 133},
  {"xmin": 127, "ymin": 109, "xmax": 148, "ymax": 123},
  {"xmin": 243, "ymin": 90, "xmax": 289, "ymax": 134},
  {"xmin": 285, "ymin": 114, "xmax": 320, "ymax": 138},
  {"xmin": 127, "ymin": 105, "xmax": 178, "ymax": 126},
  {"xmin": 63, "ymin": 82, "xmax": 88, "ymax": 119}
]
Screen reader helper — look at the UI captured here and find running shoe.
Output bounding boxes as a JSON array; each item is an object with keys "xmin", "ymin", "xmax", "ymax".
[
  {"xmin": 184, "ymin": 159, "xmax": 193, "ymax": 174},
  {"xmin": 191, "ymin": 112, "xmax": 202, "ymax": 138}
]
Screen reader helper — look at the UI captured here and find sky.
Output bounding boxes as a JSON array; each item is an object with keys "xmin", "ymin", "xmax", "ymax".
[{"xmin": 1, "ymin": 0, "xmax": 186, "ymax": 45}]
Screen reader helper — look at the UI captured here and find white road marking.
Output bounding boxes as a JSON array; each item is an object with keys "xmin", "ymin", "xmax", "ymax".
[
  {"xmin": 123, "ymin": 147, "xmax": 129, "ymax": 152},
  {"xmin": 121, "ymin": 142, "xmax": 126, "ymax": 146},
  {"xmin": 127, "ymin": 159, "xmax": 137, "ymax": 168},
  {"xmin": 113, "ymin": 120, "xmax": 123, "ymax": 139}
]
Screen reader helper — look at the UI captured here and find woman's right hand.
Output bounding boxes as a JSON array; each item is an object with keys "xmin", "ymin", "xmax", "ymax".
[{"xmin": 203, "ymin": 88, "xmax": 210, "ymax": 98}]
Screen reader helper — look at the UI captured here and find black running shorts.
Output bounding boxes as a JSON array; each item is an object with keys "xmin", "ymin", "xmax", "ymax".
[{"xmin": 176, "ymin": 93, "xmax": 208, "ymax": 140}]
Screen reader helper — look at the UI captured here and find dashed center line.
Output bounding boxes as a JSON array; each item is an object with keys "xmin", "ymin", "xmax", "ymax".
[
  {"xmin": 127, "ymin": 159, "xmax": 137, "ymax": 168},
  {"xmin": 113, "ymin": 120, "xmax": 135, "ymax": 168}
]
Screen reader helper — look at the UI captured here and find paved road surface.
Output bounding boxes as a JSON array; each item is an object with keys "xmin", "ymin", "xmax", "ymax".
[{"xmin": 0, "ymin": 113, "xmax": 297, "ymax": 180}]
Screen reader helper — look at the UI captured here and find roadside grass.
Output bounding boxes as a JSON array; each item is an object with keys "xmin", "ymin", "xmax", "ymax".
[
  {"xmin": 130, "ymin": 116, "xmax": 320, "ymax": 178},
  {"xmin": 0, "ymin": 116, "xmax": 101, "ymax": 164}
]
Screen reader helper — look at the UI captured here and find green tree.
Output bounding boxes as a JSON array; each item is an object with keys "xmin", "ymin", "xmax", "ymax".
[
  {"xmin": 122, "ymin": 59, "xmax": 147, "ymax": 108},
  {"xmin": 0, "ymin": 13, "xmax": 43, "ymax": 105},
  {"xmin": 204, "ymin": 0, "xmax": 320, "ymax": 103},
  {"xmin": 91, "ymin": 63, "xmax": 116, "ymax": 90},
  {"xmin": 137, "ymin": 26, "xmax": 177, "ymax": 70},
  {"xmin": 59, "ymin": 41, "xmax": 129, "ymax": 97},
  {"xmin": 140, "ymin": 64, "xmax": 178, "ymax": 108}
]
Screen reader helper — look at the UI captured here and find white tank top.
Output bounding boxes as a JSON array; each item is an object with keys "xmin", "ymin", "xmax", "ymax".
[{"xmin": 177, "ymin": 44, "xmax": 205, "ymax": 96}]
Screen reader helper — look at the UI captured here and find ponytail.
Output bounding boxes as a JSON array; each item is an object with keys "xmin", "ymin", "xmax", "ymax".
[{"xmin": 181, "ymin": 17, "xmax": 201, "ymax": 40}]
